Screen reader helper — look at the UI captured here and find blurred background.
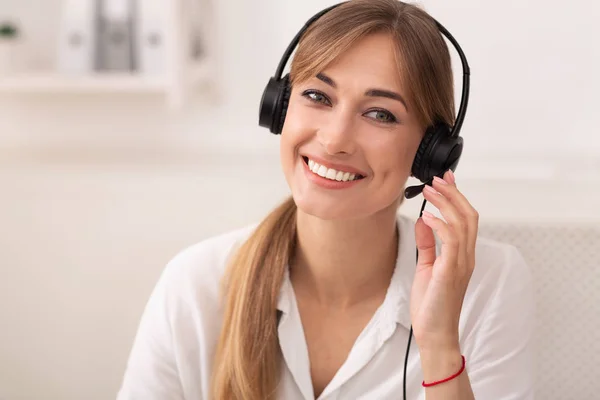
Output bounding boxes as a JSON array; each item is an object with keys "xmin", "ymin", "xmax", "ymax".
[{"xmin": 0, "ymin": 0, "xmax": 598, "ymax": 399}]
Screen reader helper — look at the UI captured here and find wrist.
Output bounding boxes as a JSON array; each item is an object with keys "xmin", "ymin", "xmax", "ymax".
[
  {"xmin": 414, "ymin": 330, "xmax": 459, "ymax": 353},
  {"xmin": 419, "ymin": 346, "xmax": 463, "ymax": 384}
]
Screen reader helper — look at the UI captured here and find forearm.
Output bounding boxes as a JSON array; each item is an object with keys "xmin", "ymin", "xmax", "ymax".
[{"xmin": 419, "ymin": 348, "xmax": 475, "ymax": 400}]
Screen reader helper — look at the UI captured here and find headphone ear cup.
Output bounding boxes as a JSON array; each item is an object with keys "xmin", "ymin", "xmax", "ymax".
[
  {"xmin": 411, "ymin": 123, "xmax": 463, "ymax": 182},
  {"xmin": 275, "ymin": 75, "xmax": 291, "ymax": 135},
  {"xmin": 412, "ymin": 126, "xmax": 438, "ymax": 182},
  {"xmin": 258, "ymin": 74, "xmax": 291, "ymax": 135}
]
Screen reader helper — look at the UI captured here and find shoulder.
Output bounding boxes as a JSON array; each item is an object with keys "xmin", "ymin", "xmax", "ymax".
[
  {"xmin": 159, "ymin": 223, "xmax": 259, "ymax": 297},
  {"xmin": 152, "ymin": 224, "xmax": 259, "ymax": 367},
  {"xmin": 139, "ymin": 223, "xmax": 260, "ymax": 335},
  {"xmin": 167, "ymin": 223, "xmax": 259, "ymax": 274},
  {"xmin": 118, "ymin": 224, "xmax": 259, "ymax": 399},
  {"xmin": 460, "ymin": 229, "xmax": 535, "ymax": 372},
  {"xmin": 471, "ymin": 235, "xmax": 533, "ymax": 294},
  {"xmin": 397, "ymin": 213, "xmax": 532, "ymax": 289},
  {"xmin": 397, "ymin": 212, "xmax": 534, "ymax": 326},
  {"xmin": 143, "ymin": 223, "xmax": 259, "ymax": 331}
]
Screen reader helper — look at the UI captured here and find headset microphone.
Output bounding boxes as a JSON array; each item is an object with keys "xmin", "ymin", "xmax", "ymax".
[{"xmin": 404, "ymin": 183, "xmax": 429, "ymax": 200}]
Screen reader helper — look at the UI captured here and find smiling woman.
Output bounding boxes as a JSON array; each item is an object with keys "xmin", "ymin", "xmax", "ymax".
[{"xmin": 117, "ymin": 2, "xmax": 535, "ymax": 400}]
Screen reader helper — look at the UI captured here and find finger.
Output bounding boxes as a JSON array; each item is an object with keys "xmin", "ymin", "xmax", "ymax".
[
  {"xmin": 441, "ymin": 170, "xmax": 479, "ymax": 247},
  {"xmin": 412, "ymin": 218, "xmax": 434, "ymax": 317},
  {"xmin": 422, "ymin": 185, "xmax": 467, "ymax": 269},
  {"xmin": 432, "ymin": 171, "xmax": 479, "ymax": 263},
  {"xmin": 415, "ymin": 217, "xmax": 436, "ymax": 269},
  {"xmin": 421, "ymin": 210, "xmax": 459, "ymax": 270},
  {"xmin": 424, "ymin": 182, "xmax": 468, "ymax": 239}
]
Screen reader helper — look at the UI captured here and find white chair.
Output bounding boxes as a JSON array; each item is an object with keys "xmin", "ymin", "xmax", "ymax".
[{"xmin": 478, "ymin": 222, "xmax": 600, "ymax": 399}]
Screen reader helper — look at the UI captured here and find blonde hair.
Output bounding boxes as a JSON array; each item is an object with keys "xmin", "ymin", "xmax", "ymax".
[{"xmin": 211, "ymin": 1, "xmax": 456, "ymax": 398}]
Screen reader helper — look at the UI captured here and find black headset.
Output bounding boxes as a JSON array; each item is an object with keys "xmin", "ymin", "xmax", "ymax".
[
  {"xmin": 258, "ymin": 2, "xmax": 470, "ymax": 200},
  {"xmin": 258, "ymin": 2, "xmax": 471, "ymax": 398}
]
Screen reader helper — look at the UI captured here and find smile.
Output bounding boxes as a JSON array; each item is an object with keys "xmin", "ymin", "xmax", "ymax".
[{"xmin": 303, "ymin": 157, "xmax": 365, "ymax": 182}]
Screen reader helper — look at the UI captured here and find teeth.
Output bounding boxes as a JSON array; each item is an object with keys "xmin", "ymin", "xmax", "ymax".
[
  {"xmin": 325, "ymin": 169, "xmax": 337, "ymax": 179},
  {"xmin": 317, "ymin": 165, "xmax": 328, "ymax": 177},
  {"xmin": 305, "ymin": 158, "xmax": 361, "ymax": 182}
]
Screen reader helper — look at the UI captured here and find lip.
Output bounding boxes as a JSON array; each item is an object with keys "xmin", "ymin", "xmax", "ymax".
[
  {"xmin": 301, "ymin": 156, "xmax": 365, "ymax": 190},
  {"xmin": 300, "ymin": 154, "xmax": 368, "ymax": 177}
]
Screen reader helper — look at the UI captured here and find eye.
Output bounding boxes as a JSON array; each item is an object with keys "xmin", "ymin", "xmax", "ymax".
[
  {"xmin": 364, "ymin": 109, "xmax": 398, "ymax": 124},
  {"xmin": 301, "ymin": 90, "xmax": 332, "ymax": 106}
]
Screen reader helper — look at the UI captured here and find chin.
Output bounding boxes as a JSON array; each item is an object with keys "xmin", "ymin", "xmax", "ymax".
[
  {"xmin": 294, "ymin": 195, "xmax": 360, "ymax": 220},
  {"xmin": 291, "ymin": 186, "xmax": 402, "ymax": 221},
  {"xmin": 293, "ymin": 193, "xmax": 403, "ymax": 222}
]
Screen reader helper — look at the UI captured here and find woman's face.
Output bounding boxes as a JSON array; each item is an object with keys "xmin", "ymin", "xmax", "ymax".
[{"xmin": 280, "ymin": 32, "xmax": 424, "ymax": 220}]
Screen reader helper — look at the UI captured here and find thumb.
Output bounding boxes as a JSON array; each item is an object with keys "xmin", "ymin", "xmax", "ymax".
[
  {"xmin": 411, "ymin": 218, "xmax": 436, "ymax": 317},
  {"xmin": 415, "ymin": 217, "xmax": 436, "ymax": 269}
]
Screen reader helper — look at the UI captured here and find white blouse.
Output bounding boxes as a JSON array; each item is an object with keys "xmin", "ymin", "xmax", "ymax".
[{"xmin": 117, "ymin": 214, "xmax": 535, "ymax": 400}]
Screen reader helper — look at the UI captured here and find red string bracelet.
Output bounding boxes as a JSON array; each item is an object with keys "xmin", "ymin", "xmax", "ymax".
[{"xmin": 422, "ymin": 355, "xmax": 466, "ymax": 388}]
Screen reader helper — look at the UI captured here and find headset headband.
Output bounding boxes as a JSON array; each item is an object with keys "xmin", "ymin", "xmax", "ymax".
[{"xmin": 272, "ymin": 1, "xmax": 471, "ymax": 137}]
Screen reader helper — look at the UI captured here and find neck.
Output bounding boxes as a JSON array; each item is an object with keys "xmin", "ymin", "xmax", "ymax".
[{"xmin": 291, "ymin": 203, "xmax": 400, "ymax": 309}]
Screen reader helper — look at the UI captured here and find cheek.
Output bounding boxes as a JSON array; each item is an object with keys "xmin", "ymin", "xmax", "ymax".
[
  {"xmin": 283, "ymin": 96, "xmax": 311, "ymax": 131},
  {"xmin": 280, "ymin": 99, "xmax": 310, "ymax": 172},
  {"xmin": 280, "ymin": 97, "xmax": 315, "ymax": 151},
  {"xmin": 365, "ymin": 135, "xmax": 416, "ymax": 181}
]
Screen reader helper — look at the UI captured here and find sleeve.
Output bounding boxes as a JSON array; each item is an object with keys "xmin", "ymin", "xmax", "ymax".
[
  {"xmin": 467, "ymin": 245, "xmax": 536, "ymax": 399},
  {"xmin": 116, "ymin": 262, "xmax": 186, "ymax": 400}
]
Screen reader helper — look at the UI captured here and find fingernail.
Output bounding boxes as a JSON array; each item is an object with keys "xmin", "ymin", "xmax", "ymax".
[
  {"xmin": 433, "ymin": 176, "xmax": 448, "ymax": 185},
  {"xmin": 423, "ymin": 185, "xmax": 438, "ymax": 195},
  {"xmin": 446, "ymin": 170, "xmax": 456, "ymax": 184},
  {"xmin": 422, "ymin": 210, "xmax": 435, "ymax": 219}
]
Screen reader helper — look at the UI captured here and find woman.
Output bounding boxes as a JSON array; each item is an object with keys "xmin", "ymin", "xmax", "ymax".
[{"xmin": 118, "ymin": 1, "xmax": 535, "ymax": 399}]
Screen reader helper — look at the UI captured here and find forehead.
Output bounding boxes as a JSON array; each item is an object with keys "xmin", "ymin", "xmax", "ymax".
[{"xmin": 320, "ymin": 32, "xmax": 404, "ymax": 90}]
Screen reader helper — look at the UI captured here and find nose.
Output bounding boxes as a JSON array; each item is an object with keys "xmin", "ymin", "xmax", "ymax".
[{"xmin": 316, "ymin": 109, "xmax": 356, "ymax": 155}]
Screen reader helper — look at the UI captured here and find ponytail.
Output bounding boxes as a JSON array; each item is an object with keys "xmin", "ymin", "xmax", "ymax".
[{"xmin": 211, "ymin": 196, "xmax": 297, "ymax": 399}]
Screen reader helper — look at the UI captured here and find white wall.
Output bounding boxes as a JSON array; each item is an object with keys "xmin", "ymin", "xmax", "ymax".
[
  {"xmin": 2, "ymin": 0, "xmax": 599, "ymax": 166},
  {"xmin": 0, "ymin": 1, "xmax": 599, "ymax": 399}
]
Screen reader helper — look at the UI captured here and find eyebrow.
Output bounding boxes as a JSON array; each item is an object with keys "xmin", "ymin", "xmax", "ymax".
[{"xmin": 316, "ymin": 72, "xmax": 408, "ymax": 111}]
